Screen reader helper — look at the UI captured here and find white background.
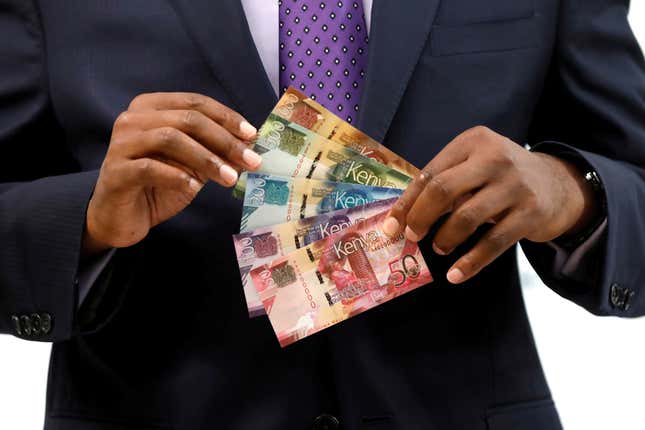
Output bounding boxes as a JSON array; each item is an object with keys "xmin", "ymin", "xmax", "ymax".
[{"xmin": 1, "ymin": 6, "xmax": 644, "ymax": 430}]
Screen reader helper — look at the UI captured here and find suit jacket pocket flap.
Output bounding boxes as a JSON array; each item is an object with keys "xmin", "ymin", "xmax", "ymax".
[{"xmin": 430, "ymin": 15, "xmax": 537, "ymax": 56}]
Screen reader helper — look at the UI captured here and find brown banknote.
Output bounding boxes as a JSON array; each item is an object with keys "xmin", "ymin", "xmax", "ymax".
[{"xmin": 272, "ymin": 87, "xmax": 420, "ymax": 177}]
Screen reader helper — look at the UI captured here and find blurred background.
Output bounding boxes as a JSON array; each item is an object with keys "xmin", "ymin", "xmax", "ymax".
[{"xmin": 1, "ymin": 5, "xmax": 644, "ymax": 430}]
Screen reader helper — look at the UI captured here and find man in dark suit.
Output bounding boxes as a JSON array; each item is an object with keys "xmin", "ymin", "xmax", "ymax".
[{"xmin": 1, "ymin": 0, "xmax": 644, "ymax": 429}]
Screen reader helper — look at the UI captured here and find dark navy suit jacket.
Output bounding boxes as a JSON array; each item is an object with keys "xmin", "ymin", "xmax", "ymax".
[{"xmin": 1, "ymin": 1, "xmax": 644, "ymax": 429}]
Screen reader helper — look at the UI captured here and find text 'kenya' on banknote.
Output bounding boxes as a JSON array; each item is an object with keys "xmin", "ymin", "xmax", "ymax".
[
  {"xmin": 273, "ymin": 87, "xmax": 419, "ymax": 177},
  {"xmin": 241, "ymin": 173, "xmax": 405, "ymax": 232},
  {"xmin": 250, "ymin": 210, "xmax": 433, "ymax": 347},
  {"xmin": 233, "ymin": 114, "xmax": 412, "ymax": 198},
  {"xmin": 235, "ymin": 198, "xmax": 399, "ymax": 317}
]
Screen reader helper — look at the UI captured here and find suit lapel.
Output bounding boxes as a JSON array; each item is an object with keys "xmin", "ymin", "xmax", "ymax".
[
  {"xmin": 357, "ymin": 0, "xmax": 441, "ymax": 142},
  {"xmin": 169, "ymin": 0, "xmax": 277, "ymax": 126}
]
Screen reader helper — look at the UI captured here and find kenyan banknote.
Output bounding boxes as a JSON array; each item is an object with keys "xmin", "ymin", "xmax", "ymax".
[
  {"xmin": 233, "ymin": 114, "xmax": 412, "ymax": 198},
  {"xmin": 272, "ymin": 87, "xmax": 419, "ymax": 176},
  {"xmin": 234, "ymin": 198, "xmax": 398, "ymax": 317},
  {"xmin": 241, "ymin": 173, "xmax": 405, "ymax": 232},
  {"xmin": 249, "ymin": 210, "xmax": 433, "ymax": 347}
]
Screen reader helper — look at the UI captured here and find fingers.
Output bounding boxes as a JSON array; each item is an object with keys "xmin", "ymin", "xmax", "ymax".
[
  {"xmin": 115, "ymin": 110, "xmax": 262, "ymax": 171},
  {"xmin": 125, "ymin": 128, "xmax": 239, "ymax": 187},
  {"xmin": 402, "ymin": 162, "xmax": 489, "ymax": 243},
  {"xmin": 383, "ymin": 141, "xmax": 469, "ymax": 237},
  {"xmin": 446, "ymin": 210, "xmax": 527, "ymax": 284},
  {"xmin": 127, "ymin": 92, "xmax": 257, "ymax": 140},
  {"xmin": 431, "ymin": 184, "xmax": 515, "ymax": 255},
  {"xmin": 119, "ymin": 157, "xmax": 204, "ymax": 198}
]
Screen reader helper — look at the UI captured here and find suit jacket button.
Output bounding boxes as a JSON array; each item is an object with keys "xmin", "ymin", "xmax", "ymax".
[
  {"xmin": 19, "ymin": 315, "xmax": 33, "ymax": 336},
  {"xmin": 11, "ymin": 315, "xmax": 22, "ymax": 336},
  {"xmin": 313, "ymin": 414, "xmax": 340, "ymax": 430},
  {"xmin": 40, "ymin": 313, "xmax": 52, "ymax": 335},
  {"xmin": 610, "ymin": 283, "xmax": 634, "ymax": 311},
  {"xmin": 30, "ymin": 313, "xmax": 42, "ymax": 335},
  {"xmin": 610, "ymin": 283, "xmax": 623, "ymax": 307},
  {"xmin": 623, "ymin": 288, "xmax": 635, "ymax": 311}
]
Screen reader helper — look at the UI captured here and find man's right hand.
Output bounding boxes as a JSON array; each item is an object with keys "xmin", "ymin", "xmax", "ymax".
[{"xmin": 83, "ymin": 92, "xmax": 262, "ymax": 256}]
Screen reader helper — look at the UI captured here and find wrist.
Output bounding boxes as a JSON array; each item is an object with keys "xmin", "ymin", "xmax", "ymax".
[
  {"xmin": 527, "ymin": 141, "xmax": 607, "ymax": 248},
  {"xmin": 531, "ymin": 152, "xmax": 596, "ymax": 237},
  {"xmin": 559, "ymin": 156, "xmax": 600, "ymax": 237},
  {"xmin": 82, "ymin": 202, "xmax": 113, "ymax": 258}
]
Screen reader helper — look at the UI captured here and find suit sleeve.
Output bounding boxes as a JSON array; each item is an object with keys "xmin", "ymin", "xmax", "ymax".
[
  {"xmin": 0, "ymin": 0, "xmax": 126, "ymax": 342},
  {"xmin": 523, "ymin": 0, "xmax": 645, "ymax": 317}
]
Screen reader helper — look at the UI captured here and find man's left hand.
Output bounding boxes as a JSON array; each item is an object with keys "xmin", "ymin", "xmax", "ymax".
[{"xmin": 382, "ymin": 126, "xmax": 598, "ymax": 284}]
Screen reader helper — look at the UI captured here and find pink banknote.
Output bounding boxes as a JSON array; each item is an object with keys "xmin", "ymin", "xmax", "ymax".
[{"xmin": 250, "ymin": 210, "xmax": 433, "ymax": 347}]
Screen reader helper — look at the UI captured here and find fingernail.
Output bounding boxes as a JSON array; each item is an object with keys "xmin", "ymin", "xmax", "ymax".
[
  {"xmin": 382, "ymin": 217, "xmax": 400, "ymax": 237},
  {"xmin": 404, "ymin": 226, "xmax": 422, "ymax": 242},
  {"xmin": 188, "ymin": 177, "xmax": 202, "ymax": 193},
  {"xmin": 219, "ymin": 165, "xmax": 238, "ymax": 185},
  {"xmin": 447, "ymin": 268, "xmax": 464, "ymax": 284},
  {"xmin": 239, "ymin": 121, "xmax": 257, "ymax": 139},
  {"xmin": 242, "ymin": 148, "xmax": 262, "ymax": 169},
  {"xmin": 433, "ymin": 242, "xmax": 447, "ymax": 255}
]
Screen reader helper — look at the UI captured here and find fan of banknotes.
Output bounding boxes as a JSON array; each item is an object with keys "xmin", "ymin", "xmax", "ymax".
[{"xmin": 232, "ymin": 87, "xmax": 434, "ymax": 347}]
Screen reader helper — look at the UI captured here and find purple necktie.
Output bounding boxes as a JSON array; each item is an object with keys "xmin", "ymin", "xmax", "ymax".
[{"xmin": 279, "ymin": 0, "xmax": 369, "ymax": 124}]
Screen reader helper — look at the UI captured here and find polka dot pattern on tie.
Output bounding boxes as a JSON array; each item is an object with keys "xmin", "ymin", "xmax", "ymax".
[{"xmin": 279, "ymin": 0, "xmax": 369, "ymax": 124}]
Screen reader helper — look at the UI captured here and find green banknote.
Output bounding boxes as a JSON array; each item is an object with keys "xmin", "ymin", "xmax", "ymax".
[{"xmin": 233, "ymin": 114, "xmax": 412, "ymax": 198}]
